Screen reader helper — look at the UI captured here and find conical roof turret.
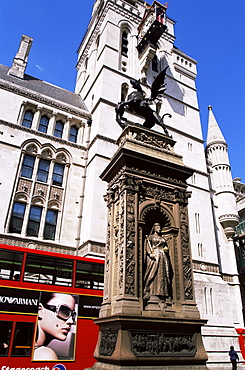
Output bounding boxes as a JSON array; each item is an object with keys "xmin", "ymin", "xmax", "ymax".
[{"xmin": 206, "ymin": 105, "xmax": 226, "ymax": 147}]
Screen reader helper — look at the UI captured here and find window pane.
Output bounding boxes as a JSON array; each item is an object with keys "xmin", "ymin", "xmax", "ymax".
[
  {"xmin": 24, "ymin": 254, "xmax": 73, "ymax": 286},
  {"xmin": 38, "ymin": 115, "xmax": 49, "ymax": 133},
  {"xmin": 54, "ymin": 120, "xmax": 64, "ymax": 138},
  {"xmin": 0, "ymin": 321, "xmax": 12, "ymax": 356},
  {"xmin": 0, "ymin": 250, "xmax": 23, "ymax": 280},
  {"xmin": 9, "ymin": 202, "xmax": 26, "ymax": 234},
  {"xmin": 37, "ymin": 159, "xmax": 50, "ymax": 182},
  {"xmin": 69, "ymin": 125, "xmax": 78, "ymax": 143},
  {"xmin": 52, "ymin": 163, "xmax": 64, "ymax": 186},
  {"xmin": 26, "ymin": 206, "xmax": 42, "ymax": 237},
  {"xmin": 11, "ymin": 322, "xmax": 34, "ymax": 357},
  {"xmin": 76, "ymin": 261, "xmax": 104, "ymax": 290},
  {"xmin": 43, "ymin": 209, "xmax": 58, "ymax": 240},
  {"xmin": 22, "ymin": 110, "xmax": 34, "ymax": 128},
  {"xmin": 21, "ymin": 154, "xmax": 35, "ymax": 179},
  {"xmin": 121, "ymin": 31, "xmax": 128, "ymax": 56}
]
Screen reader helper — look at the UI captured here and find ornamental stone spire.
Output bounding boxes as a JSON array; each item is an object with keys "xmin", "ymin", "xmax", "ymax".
[{"xmin": 206, "ymin": 105, "xmax": 226, "ymax": 146}]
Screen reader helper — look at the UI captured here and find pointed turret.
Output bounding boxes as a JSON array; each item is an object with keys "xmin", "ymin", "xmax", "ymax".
[
  {"xmin": 206, "ymin": 105, "xmax": 239, "ymax": 239},
  {"xmin": 206, "ymin": 105, "xmax": 226, "ymax": 146}
]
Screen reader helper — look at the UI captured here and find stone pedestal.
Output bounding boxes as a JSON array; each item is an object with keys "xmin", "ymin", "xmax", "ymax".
[{"xmin": 87, "ymin": 125, "xmax": 208, "ymax": 369}]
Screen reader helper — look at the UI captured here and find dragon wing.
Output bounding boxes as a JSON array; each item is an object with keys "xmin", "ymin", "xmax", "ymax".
[{"xmin": 150, "ymin": 65, "xmax": 168, "ymax": 100}]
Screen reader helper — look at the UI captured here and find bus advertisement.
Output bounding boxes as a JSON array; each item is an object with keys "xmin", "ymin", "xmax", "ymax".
[{"xmin": 0, "ymin": 244, "xmax": 104, "ymax": 370}]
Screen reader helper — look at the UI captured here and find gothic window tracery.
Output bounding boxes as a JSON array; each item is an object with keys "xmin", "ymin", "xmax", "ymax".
[{"xmin": 8, "ymin": 141, "xmax": 71, "ymax": 240}]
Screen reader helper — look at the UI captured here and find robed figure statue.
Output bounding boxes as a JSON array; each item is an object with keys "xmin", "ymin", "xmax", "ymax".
[{"xmin": 143, "ymin": 223, "xmax": 172, "ymax": 303}]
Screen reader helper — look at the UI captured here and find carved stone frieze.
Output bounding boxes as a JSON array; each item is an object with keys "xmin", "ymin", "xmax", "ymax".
[
  {"xmin": 222, "ymin": 274, "xmax": 234, "ymax": 282},
  {"xmin": 113, "ymin": 201, "xmax": 120, "ymax": 297},
  {"xmin": 99, "ymin": 329, "xmax": 118, "ymax": 356},
  {"xmin": 134, "ymin": 131, "xmax": 172, "ymax": 152},
  {"xmin": 104, "ymin": 205, "xmax": 112, "ymax": 301},
  {"xmin": 180, "ymin": 206, "xmax": 193, "ymax": 300},
  {"xmin": 125, "ymin": 191, "xmax": 136, "ymax": 296},
  {"xmin": 193, "ymin": 261, "xmax": 219, "ymax": 274},
  {"xmin": 118, "ymin": 194, "xmax": 125, "ymax": 295},
  {"xmin": 131, "ymin": 167, "xmax": 185, "ymax": 186},
  {"xmin": 174, "ymin": 189, "xmax": 191, "ymax": 205},
  {"xmin": 142, "ymin": 185, "xmax": 175, "ymax": 203},
  {"xmin": 130, "ymin": 331, "xmax": 196, "ymax": 357},
  {"xmin": 173, "ymin": 235, "xmax": 181, "ymax": 301}
]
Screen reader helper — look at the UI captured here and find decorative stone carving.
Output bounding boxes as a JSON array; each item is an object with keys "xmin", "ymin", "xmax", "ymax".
[
  {"xmin": 26, "ymin": 144, "xmax": 38, "ymax": 154},
  {"xmin": 125, "ymin": 191, "xmax": 136, "ymax": 296},
  {"xmin": 56, "ymin": 152, "xmax": 67, "ymax": 163},
  {"xmin": 134, "ymin": 131, "xmax": 172, "ymax": 151},
  {"xmin": 99, "ymin": 329, "xmax": 118, "ymax": 356},
  {"xmin": 180, "ymin": 207, "xmax": 193, "ymax": 300},
  {"xmin": 130, "ymin": 331, "xmax": 196, "ymax": 357}
]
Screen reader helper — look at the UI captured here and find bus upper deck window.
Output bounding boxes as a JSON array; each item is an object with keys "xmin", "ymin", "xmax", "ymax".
[{"xmin": 0, "ymin": 250, "xmax": 23, "ymax": 280}]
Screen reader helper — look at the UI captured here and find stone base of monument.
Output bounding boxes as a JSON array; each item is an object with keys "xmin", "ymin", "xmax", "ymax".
[{"xmin": 85, "ymin": 314, "xmax": 208, "ymax": 369}]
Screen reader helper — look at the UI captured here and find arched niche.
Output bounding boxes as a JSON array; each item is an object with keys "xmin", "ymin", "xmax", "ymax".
[
  {"xmin": 139, "ymin": 201, "xmax": 176, "ymax": 237},
  {"xmin": 138, "ymin": 201, "xmax": 179, "ymax": 304}
]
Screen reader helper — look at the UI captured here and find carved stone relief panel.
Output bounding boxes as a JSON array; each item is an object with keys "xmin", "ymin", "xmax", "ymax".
[
  {"xmin": 118, "ymin": 192, "xmax": 125, "ymax": 296},
  {"xmin": 180, "ymin": 206, "xmax": 193, "ymax": 300},
  {"xmin": 113, "ymin": 200, "xmax": 120, "ymax": 297},
  {"xmin": 99, "ymin": 329, "xmax": 118, "ymax": 356},
  {"xmin": 125, "ymin": 190, "xmax": 136, "ymax": 296},
  {"xmin": 130, "ymin": 330, "xmax": 196, "ymax": 357},
  {"xmin": 103, "ymin": 203, "xmax": 112, "ymax": 302}
]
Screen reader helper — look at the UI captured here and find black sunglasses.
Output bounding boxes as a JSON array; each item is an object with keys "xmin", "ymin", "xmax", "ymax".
[{"xmin": 43, "ymin": 303, "xmax": 76, "ymax": 323}]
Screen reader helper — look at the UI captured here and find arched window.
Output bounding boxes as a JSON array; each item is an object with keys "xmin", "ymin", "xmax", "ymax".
[
  {"xmin": 121, "ymin": 31, "xmax": 128, "ymax": 57},
  {"xmin": 9, "ymin": 202, "xmax": 26, "ymax": 234},
  {"xmin": 38, "ymin": 115, "xmax": 49, "ymax": 133},
  {"xmin": 152, "ymin": 55, "xmax": 158, "ymax": 72},
  {"xmin": 21, "ymin": 154, "xmax": 35, "ymax": 179},
  {"xmin": 121, "ymin": 83, "xmax": 129, "ymax": 102},
  {"xmin": 26, "ymin": 205, "xmax": 42, "ymax": 237},
  {"xmin": 54, "ymin": 120, "xmax": 64, "ymax": 138},
  {"xmin": 52, "ymin": 163, "xmax": 65, "ymax": 186},
  {"xmin": 69, "ymin": 125, "xmax": 78, "ymax": 143},
  {"xmin": 37, "ymin": 159, "xmax": 50, "ymax": 183},
  {"xmin": 44, "ymin": 209, "xmax": 58, "ymax": 240},
  {"xmin": 22, "ymin": 110, "xmax": 34, "ymax": 128}
]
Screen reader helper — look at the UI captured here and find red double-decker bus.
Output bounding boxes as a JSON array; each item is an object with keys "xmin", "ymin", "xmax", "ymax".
[{"xmin": 0, "ymin": 243, "xmax": 104, "ymax": 370}]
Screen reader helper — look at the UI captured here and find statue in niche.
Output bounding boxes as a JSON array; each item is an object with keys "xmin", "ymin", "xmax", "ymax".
[
  {"xmin": 115, "ymin": 66, "xmax": 171, "ymax": 133},
  {"xmin": 143, "ymin": 223, "xmax": 172, "ymax": 304}
]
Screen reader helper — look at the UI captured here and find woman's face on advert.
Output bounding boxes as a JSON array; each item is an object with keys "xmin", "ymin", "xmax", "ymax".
[{"xmin": 40, "ymin": 293, "xmax": 75, "ymax": 341}]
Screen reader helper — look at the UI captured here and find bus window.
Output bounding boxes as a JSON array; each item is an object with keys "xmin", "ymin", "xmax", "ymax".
[
  {"xmin": 24, "ymin": 254, "xmax": 73, "ymax": 286},
  {"xmin": 76, "ymin": 261, "xmax": 104, "ymax": 290},
  {"xmin": 0, "ymin": 321, "xmax": 12, "ymax": 356},
  {"xmin": 0, "ymin": 250, "xmax": 23, "ymax": 280},
  {"xmin": 11, "ymin": 322, "xmax": 35, "ymax": 357}
]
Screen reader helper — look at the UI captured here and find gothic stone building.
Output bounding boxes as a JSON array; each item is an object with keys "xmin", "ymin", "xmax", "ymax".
[{"xmin": 0, "ymin": 1, "xmax": 243, "ymax": 368}]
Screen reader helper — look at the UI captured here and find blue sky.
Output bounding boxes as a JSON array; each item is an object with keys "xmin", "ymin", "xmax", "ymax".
[{"xmin": 0, "ymin": 0, "xmax": 245, "ymax": 180}]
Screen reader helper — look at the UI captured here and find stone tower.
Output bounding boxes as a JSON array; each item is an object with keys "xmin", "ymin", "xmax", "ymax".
[
  {"xmin": 206, "ymin": 105, "xmax": 239, "ymax": 239},
  {"xmin": 75, "ymin": 0, "xmax": 244, "ymax": 367}
]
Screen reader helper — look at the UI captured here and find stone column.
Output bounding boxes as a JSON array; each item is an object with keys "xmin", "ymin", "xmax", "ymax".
[{"xmin": 88, "ymin": 125, "xmax": 208, "ymax": 369}]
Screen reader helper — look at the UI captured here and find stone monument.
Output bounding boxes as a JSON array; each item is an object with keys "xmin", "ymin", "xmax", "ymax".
[{"xmin": 86, "ymin": 123, "xmax": 208, "ymax": 369}]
